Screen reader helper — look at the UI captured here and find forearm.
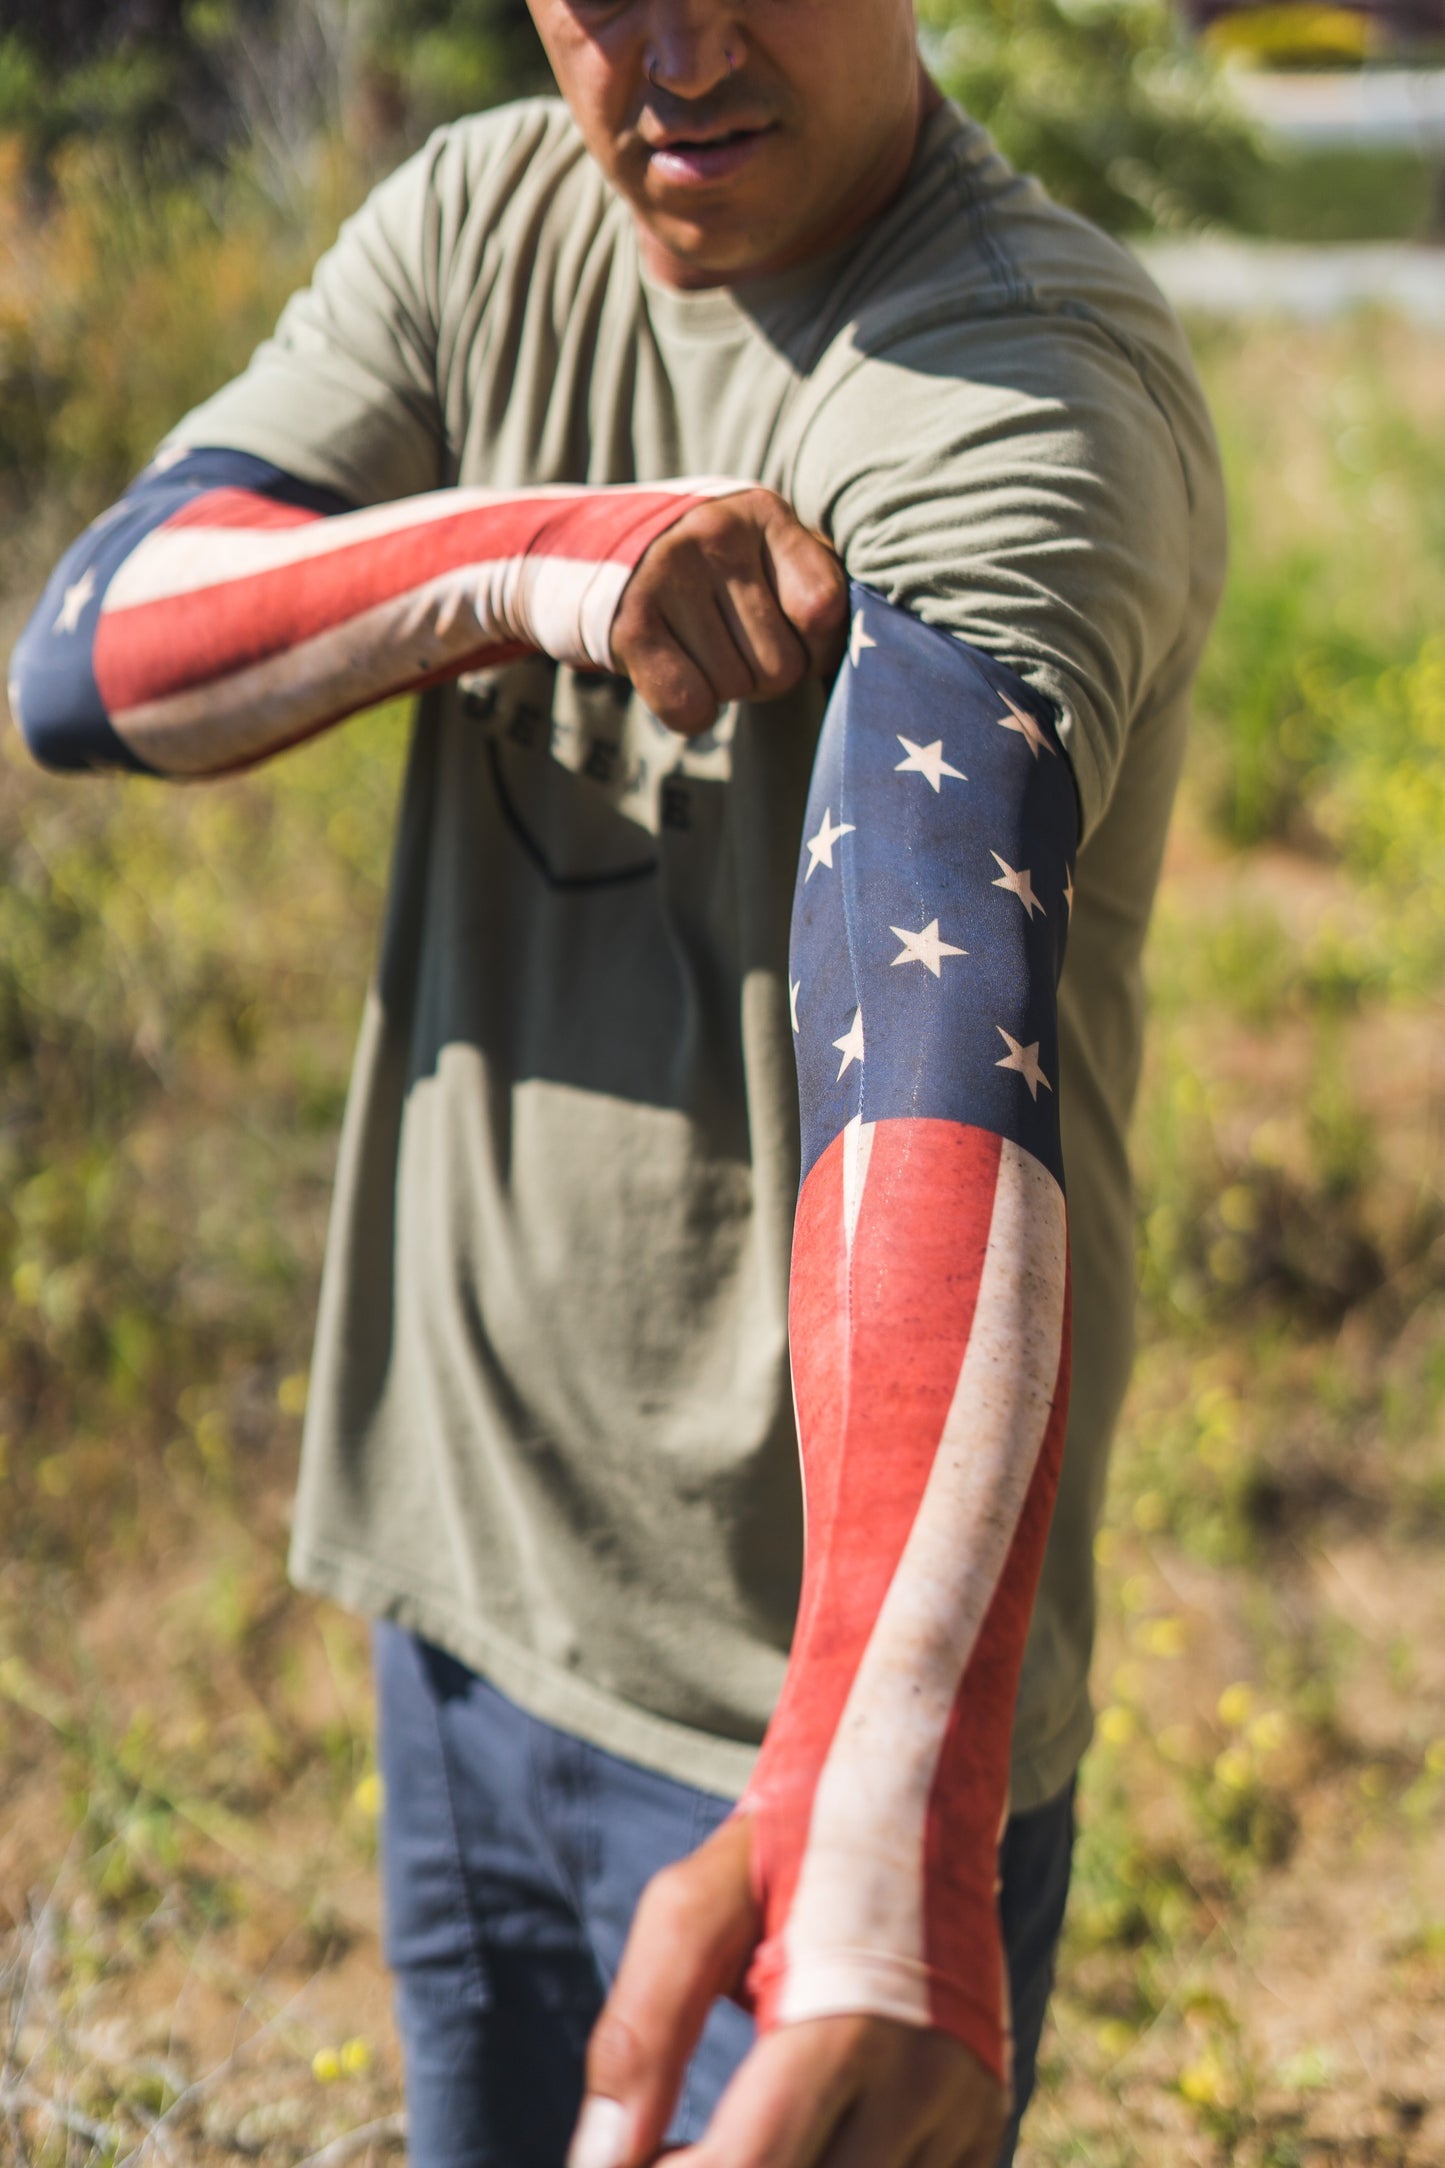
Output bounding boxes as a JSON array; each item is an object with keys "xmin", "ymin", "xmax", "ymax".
[
  {"xmin": 8, "ymin": 449, "xmax": 737, "ymax": 778},
  {"xmin": 741, "ymin": 587, "xmax": 1078, "ymax": 2089}
]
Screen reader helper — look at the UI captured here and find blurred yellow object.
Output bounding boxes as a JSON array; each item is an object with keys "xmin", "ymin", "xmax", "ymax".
[
  {"xmin": 1218, "ymin": 1183, "xmax": 1259, "ymax": 1235},
  {"xmin": 312, "ymin": 2048, "xmax": 342, "ymax": 2084},
  {"xmin": 1202, "ymin": 5, "xmax": 1376, "ymax": 67},
  {"xmin": 1142, "ymin": 1616, "xmax": 1189, "ymax": 1658},
  {"xmin": 341, "ymin": 2038, "xmax": 373, "ymax": 2076},
  {"xmin": 1099, "ymin": 1704, "xmax": 1138, "ymax": 1747},
  {"xmin": 1132, "ymin": 1487, "xmax": 1169, "ymax": 1533},
  {"xmin": 1097, "ymin": 2019, "xmax": 1136, "ymax": 2061},
  {"xmin": 1214, "ymin": 1744, "xmax": 1254, "ymax": 1790},
  {"xmin": 1179, "ymin": 2052, "xmax": 1234, "ymax": 2108},
  {"xmin": 277, "ymin": 1370, "xmax": 310, "ymax": 1416},
  {"xmin": 1217, "ymin": 1681, "xmax": 1255, "ymax": 1728},
  {"xmin": 1247, "ymin": 1709, "xmax": 1289, "ymax": 1752},
  {"xmin": 352, "ymin": 1771, "xmax": 384, "ymax": 1818}
]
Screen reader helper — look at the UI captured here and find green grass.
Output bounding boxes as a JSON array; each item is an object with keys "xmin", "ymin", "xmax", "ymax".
[{"xmin": 1238, "ymin": 146, "xmax": 1442, "ymax": 245}]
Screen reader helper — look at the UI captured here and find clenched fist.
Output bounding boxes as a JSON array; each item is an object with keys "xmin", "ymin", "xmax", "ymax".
[{"xmin": 610, "ymin": 486, "xmax": 848, "ymax": 734}]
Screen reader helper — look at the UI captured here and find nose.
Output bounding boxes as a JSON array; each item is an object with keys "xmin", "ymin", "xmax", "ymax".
[{"xmin": 644, "ymin": 0, "xmax": 742, "ymax": 101}]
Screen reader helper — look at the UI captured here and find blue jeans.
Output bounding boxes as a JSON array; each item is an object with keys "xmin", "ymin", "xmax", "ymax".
[{"xmin": 375, "ymin": 1625, "xmax": 1074, "ymax": 2168}]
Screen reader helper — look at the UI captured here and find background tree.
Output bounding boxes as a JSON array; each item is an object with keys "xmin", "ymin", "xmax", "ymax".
[{"xmin": 919, "ymin": 0, "xmax": 1267, "ymax": 231}]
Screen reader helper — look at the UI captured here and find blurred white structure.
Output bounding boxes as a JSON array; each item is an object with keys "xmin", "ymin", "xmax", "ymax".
[
  {"xmin": 1136, "ymin": 236, "xmax": 1445, "ymax": 322},
  {"xmin": 1231, "ymin": 66, "xmax": 1445, "ymax": 151}
]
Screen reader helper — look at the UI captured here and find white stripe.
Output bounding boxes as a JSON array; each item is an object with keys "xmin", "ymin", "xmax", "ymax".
[
  {"xmin": 111, "ymin": 553, "xmax": 632, "ymax": 773},
  {"xmin": 777, "ymin": 1140, "xmax": 1066, "ymax": 2025},
  {"xmin": 841, "ymin": 1114, "xmax": 875, "ymax": 1267},
  {"xmin": 105, "ymin": 478, "xmax": 748, "ymax": 610}
]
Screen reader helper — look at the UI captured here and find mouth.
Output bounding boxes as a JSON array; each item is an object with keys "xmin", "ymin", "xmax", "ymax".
[{"xmin": 644, "ymin": 122, "xmax": 776, "ymax": 187}]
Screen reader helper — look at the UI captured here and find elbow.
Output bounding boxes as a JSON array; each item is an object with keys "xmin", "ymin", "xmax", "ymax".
[
  {"xmin": 8, "ymin": 645, "xmax": 75, "ymax": 774},
  {"xmin": 7, "ymin": 609, "xmax": 149, "ymax": 778}
]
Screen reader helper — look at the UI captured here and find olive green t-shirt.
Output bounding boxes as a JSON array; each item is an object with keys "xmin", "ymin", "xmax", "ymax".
[{"xmin": 175, "ymin": 96, "xmax": 1224, "ymax": 1807}]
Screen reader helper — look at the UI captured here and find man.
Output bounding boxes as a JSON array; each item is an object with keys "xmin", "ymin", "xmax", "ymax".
[{"xmin": 8, "ymin": 3, "xmax": 1225, "ymax": 2163}]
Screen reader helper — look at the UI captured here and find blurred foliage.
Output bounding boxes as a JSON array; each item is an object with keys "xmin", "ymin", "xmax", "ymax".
[
  {"xmin": 0, "ymin": 0, "xmax": 546, "ymax": 177},
  {"xmin": 1241, "ymin": 142, "xmax": 1442, "ymax": 242},
  {"xmin": 0, "ymin": 133, "xmax": 337, "ymax": 519},
  {"xmin": 919, "ymin": 0, "xmax": 1272, "ymax": 232},
  {"xmin": 2, "ymin": 0, "xmax": 1431, "ymax": 244},
  {"xmin": 0, "ymin": 7, "xmax": 205, "ymax": 170},
  {"xmin": 363, "ymin": 0, "xmax": 550, "ymax": 132},
  {"xmin": 0, "ymin": 704, "xmax": 406, "ymax": 1559},
  {"xmin": 1190, "ymin": 321, "xmax": 1445, "ymax": 987}
]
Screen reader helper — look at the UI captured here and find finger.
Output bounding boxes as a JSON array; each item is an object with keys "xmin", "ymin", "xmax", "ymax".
[
  {"xmin": 619, "ymin": 618, "xmax": 721, "ymax": 735},
  {"xmin": 570, "ymin": 1819, "xmax": 758, "ymax": 2168},
  {"xmin": 807, "ymin": 2078, "xmax": 936, "ymax": 2168},
  {"xmin": 715, "ymin": 569, "xmax": 811, "ymax": 702},
  {"xmin": 614, "ymin": 578, "xmax": 750, "ymax": 731},
  {"xmin": 668, "ymin": 2019, "xmax": 861, "ymax": 2168},
  {"xmin": 908, "ymin": 2093, "xmax": 1011, "ymax": 2168},
  {"xmin": 758, "ymin": 509, "xmax": 848, "ymax": 680},
  {"xmin": 657, "ymin": 585, "xmax": 759, "ymax": 711}
]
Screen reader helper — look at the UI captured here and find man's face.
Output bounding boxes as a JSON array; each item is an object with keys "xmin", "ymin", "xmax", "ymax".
[{"xmin": 525, "ymin": 0, "xmax": 926, "ymax": 288}]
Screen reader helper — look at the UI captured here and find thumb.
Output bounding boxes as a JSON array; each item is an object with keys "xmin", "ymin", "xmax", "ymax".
[{"xmin": 568, "ymin": 1814, "xmax": 759, "ymax": 2168}]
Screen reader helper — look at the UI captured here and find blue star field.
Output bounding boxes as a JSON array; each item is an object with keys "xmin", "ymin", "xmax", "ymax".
[{"xmin": 790, "ymin": 584, "xmax": 1079, "ymax": 1190}]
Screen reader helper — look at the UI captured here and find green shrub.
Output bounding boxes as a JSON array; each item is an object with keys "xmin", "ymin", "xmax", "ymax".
[
  {"xmin": 0, "ymin": 134, "xmax": 340, "ymax": 527},
  {"xmin": 919, "ymin": 0, "xmax": 1269, "ymax": 232}
]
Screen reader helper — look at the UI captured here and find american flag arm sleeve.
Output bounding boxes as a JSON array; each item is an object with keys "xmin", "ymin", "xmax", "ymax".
[
  {"xmin": 740, "ymin": 585, "xmax": 1079, "ymax": 2095},
  {"xmin": 7, "ymin": 448, "xmax": 743, "ymax": 779}
]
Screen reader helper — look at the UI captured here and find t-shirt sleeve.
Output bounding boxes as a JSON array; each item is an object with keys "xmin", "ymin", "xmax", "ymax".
[
  {"xmin": 167, "ymin": 132, "xmax": 458, "ymax": 507},
  {"xmin": 788, "ymin": 309, "xmax": 1195, "ymax": 838}
]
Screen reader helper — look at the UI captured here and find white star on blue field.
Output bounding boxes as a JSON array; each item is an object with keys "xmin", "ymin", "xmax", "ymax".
[{"xmin": 789, "ymin": 585, "xmax": 1078, "ymax": 1188}]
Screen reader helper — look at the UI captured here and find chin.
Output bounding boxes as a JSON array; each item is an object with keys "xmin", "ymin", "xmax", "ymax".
[{"xmin": 646, "ymin": 211, "xmax": 806, "ymax": 282}]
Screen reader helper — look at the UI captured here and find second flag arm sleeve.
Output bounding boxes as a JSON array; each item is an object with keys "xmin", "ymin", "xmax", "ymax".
[
  {"xmin": 8, "ymin": 448, "xmax": 740, "ymax": 778},
  {"xmin": 739, "ymin": 586, "xmax": 1079, "ymax": 2095}
]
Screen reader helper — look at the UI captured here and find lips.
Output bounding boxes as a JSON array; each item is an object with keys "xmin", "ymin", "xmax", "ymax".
[{"xmin": 646, "ymin": 124, "xmax": 775, "ymax": 187}]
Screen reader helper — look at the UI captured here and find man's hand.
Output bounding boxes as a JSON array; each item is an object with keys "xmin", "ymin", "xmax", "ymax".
[
  {"xmin": 567, "ymin": 1817, "xmax": 1009, "ymax": 2168},
  {"xmin": 609, "ymin": 487, "xmax": 848, "ymax": 735}
]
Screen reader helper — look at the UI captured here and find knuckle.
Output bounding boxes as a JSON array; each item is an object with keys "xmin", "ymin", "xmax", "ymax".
[
  {"xmin": 638, "ymin": 1859, "xmax": 702, "ymax": 1934},
  {"xmin": 659, "ymin": 694, "xmax": 713, "ymax": 736},
  {"xmin": 585, "ymin": 2004, "xmax": 648, "ymax": 2093},
  {"xmin": 817, "ymin": 567, "xmax": 850, "ymax": 618},
  {"xmin": 614, "ymin": 591, "xmax": 663, "ymax": 647},
  {"xmin": 799, "ymin": 564, "xmax": 847, "ymax": 624}
]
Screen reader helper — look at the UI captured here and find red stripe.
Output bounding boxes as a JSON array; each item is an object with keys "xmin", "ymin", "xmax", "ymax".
[
  {"xmin": 920, "ymin": 1258, "xmax": 1072, "ymax": 2083},
  {"xmin": 94, "ymin": 487, "xmax": 707, "ymax": 714},
  {"xmin": 745, "ymin": 1119, "xmax": 1001, "ymax": 2014},
  {"xmin": 161, "ymin": 489, "xmax": 323, "ymax": 532}
]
